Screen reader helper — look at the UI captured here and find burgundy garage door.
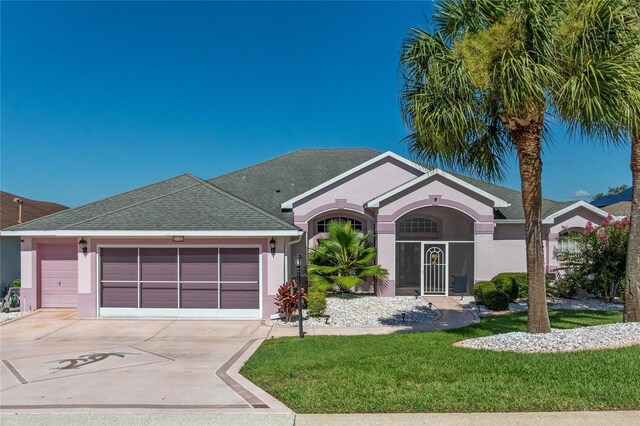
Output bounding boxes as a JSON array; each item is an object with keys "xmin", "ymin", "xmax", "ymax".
[
  {"xmin": 40, "ymin": 244, "xmax": 78, "ymax": 308},
  {"xmin": 99, "ymin": 247, "xmax": 260, "ymax": 317}
]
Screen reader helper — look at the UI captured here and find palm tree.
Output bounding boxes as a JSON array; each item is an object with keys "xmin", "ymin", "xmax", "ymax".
[
  {"xmin": 400, "ymin": 0, "xmax": 640, "ymax": 332},
  {"xmin": 307, "ymin": 220, "xmax": 389, "ymax": 292}
]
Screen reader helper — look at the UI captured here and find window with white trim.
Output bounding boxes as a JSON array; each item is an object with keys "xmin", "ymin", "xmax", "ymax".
[{"xmin": 317, "ymin": 217, "xmax": 363, "ymax": 233}]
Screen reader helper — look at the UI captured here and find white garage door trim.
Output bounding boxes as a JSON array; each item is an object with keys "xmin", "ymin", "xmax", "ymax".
[{"xmin": 96, "ymin": 244, "xmax": 262, "ymax": 319}]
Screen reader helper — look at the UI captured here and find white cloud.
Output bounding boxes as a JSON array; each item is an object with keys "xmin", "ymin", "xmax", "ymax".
[{"xmin": 574, "ymin": 189, "xmax": 590, "ymax": 197}]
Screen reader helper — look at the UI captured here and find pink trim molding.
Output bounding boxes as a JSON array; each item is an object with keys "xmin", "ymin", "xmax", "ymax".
[{"xmin": 294, "ymin": 199, "xmax": 375, "ymax": 222}]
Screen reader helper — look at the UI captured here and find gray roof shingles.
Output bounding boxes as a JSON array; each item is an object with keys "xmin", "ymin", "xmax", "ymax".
[
  {"xmin": 5, "ymin": 174, "xmax": 296, "ymax": 232},
  {"xmin": 209, "ymin": 148, "xmax": 381, "ymax": 219},
  {"xmin": 5, "ymin": 148, "xmax": 579, "ymax": 232}
]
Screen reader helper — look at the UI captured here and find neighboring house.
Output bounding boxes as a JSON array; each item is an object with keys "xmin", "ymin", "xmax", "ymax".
[
  {"xmin": 0, "ymin": 191, "xmax": 67, "ymax": 295},
  {"xmin": 591, "ymin": 187, "xmax": 632, "ymax": 218},
  {"xmin": 3, "ymin": 149, "xmax": 611, "ymax": 319}
]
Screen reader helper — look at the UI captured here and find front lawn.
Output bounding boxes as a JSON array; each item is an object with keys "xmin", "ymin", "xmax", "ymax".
[{"xmin": 241, "ymin": 310, "xmax": 639, "ymax": 413}]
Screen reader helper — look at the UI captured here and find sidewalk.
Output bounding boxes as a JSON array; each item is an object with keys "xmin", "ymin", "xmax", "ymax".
[
  {"xmin": 2, "ymin": 411, "xmax": 638, "ymax": 425},
  {"xmin": 265, "ymin": 296, "xmax": 479, "ymax": 338}
]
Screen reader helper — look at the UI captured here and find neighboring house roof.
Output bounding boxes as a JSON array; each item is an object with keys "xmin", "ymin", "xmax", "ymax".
[
  {"xmin": 591, "ymin": 187, "xmax": 632, "ymax": 207},
  {"xmin": 601, "ymin": 201, "xmax": 631, "ymax": 217},
  {"xmin": 1, "ymin": 191, "xmax": 68, "ymax": 230},
  {"xmin": 209, "ymin": 148, "xmax": 381, "ymax": 219},
  {"xmin": 4, "ymin": 174, "xmax": 298, "ymax": 235}
]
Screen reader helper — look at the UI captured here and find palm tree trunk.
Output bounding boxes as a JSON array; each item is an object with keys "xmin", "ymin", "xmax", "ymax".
[
  {"xmin": 625, "ymin": 131, "xmax": 640, "ymax": 322},
  {"xmin": 512, "ymin": 120, "xmax": 551, "ymax": 334}
]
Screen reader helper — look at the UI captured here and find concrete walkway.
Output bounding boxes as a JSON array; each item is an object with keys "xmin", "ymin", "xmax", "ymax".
[{"xmin": 266, "ymin": 296, "xmax": 479, "ymax": 337}]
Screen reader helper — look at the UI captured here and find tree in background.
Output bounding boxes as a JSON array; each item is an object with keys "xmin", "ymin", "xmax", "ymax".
[{"xmin": 591, "ymin": 184, "xmax": 630, "ymax": 201}]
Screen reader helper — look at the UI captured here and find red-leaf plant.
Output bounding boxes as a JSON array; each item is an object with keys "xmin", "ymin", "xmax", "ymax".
[{"xmin": 275, "ymin": 281, "xmax": 307, "ymax": 322}]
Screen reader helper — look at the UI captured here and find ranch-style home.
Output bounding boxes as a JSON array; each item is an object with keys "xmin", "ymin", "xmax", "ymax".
[{"xmin": 3, "ymin": 148, "xmax": 611, "ymax": 320}]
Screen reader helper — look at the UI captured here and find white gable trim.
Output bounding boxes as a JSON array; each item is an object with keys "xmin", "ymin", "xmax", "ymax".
[
  {"xmin": 366, "ymin": 169, "xmax": 510, "ymax": 208},
  {"xmin": 280, "ymin": 151, "xmax": 428, "ymax": 209},
  {"xmin": 542, "ymin": 201, "xmax": 614, "ymax": 224}
]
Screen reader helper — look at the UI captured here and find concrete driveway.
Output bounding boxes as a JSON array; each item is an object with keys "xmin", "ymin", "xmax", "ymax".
[{"xmin": 0, "ymin": 310, "xmax": 290, "ymax": 414}]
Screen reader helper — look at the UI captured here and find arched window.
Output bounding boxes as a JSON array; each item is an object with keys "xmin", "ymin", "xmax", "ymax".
[
  {"xmin": 398, "ymin": 217, "xmax": 439, "ymax": 234},
  {"xmin": 317, "ymin": 217, "xmax": 363, "ymax": 233}
]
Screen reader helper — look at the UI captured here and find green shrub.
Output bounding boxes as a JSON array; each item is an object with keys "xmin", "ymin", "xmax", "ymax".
[
  {"xmin": 307, "ymin": 289, "xmax": 327, "ymax": 317},
  {"xmin": 472, "ymin": 281, "xmax": 496, "ymax": 305},
  {"xmin": 491, "ymin": 275, "xmax": 519, "ymax": 302},
  {"xmin": 548, "ymin": 277, "xmax": 579, "ymax": 299},
  {"xmin": 483, "ymin": 290, "xmax": 510, "ymax": 311},
  {"xmin": 492, "ymin": 273, "xmax": 527, "ymax": 298},
  {"xmin": 12, "ymin": 278, "xmax": 21, "ymax": 288}
]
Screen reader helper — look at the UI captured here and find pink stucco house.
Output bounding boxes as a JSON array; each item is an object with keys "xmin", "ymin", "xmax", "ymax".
[{"xmin": 3, "ymin": 149, "xmax": 611, "ymax": 319}]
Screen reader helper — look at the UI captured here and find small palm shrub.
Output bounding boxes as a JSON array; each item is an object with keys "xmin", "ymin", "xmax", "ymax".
[
  {"xmin": 472, "ymin": 281, "xmax": 496, "ymax": 305},
  {"xmin": 483, "ymin": 290, "xmax": 510, "ymax": 311},
  {"xmin": 307, "ymin": 289, "xmax": 327, "ymax": 317},
  {"xmin": 491, "ymin": 275, "xmax": 519, "ymax": 302},
  {"xmin": 275, "ymin": 281, "xmax": 307, "ymax": 322},
  {"xmin": 308, "ymin": 220, "xmax": 389, "ymax": 292}
]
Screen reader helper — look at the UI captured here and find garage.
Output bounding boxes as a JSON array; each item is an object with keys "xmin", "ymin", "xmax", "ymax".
[
  {"xmin": 39, "ymin": 243, "xmax": 78, "ymax": 308},
  {"xmin": 98, "ymin": 246, "xmax": 261, "ymax": 318}
]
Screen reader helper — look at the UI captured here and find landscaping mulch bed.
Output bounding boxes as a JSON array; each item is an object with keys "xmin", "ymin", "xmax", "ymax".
[{"xmin": 272, "ymin": 294, "xmax": 437, "ymax": 327}]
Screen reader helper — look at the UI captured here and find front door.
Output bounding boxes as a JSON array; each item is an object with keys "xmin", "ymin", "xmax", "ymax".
[{"xmin": 422, "ymin": 243, "xmax": 447, "ymax": 295}]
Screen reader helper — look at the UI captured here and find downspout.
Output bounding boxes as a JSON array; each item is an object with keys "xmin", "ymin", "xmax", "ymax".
[{"xmin": 284, "ymin": 232, "xmax": 303, "ymax": 283}]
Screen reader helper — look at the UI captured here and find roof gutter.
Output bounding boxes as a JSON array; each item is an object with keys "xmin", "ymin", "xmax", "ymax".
[
  {"xmin": 284, "ymin": 233, "xmax": 304, "ymax": 283},
  {"xmin": 0, "ymin": 230, "xmax": 302, "ymax": 237}
]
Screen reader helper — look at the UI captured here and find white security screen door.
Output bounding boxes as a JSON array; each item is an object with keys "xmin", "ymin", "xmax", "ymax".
[{"xmin": 422, "ymin": 243, "xmax": 447, "ymax": 295}]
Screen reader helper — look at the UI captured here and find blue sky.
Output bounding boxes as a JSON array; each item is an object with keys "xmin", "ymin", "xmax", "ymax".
[{"xmin": 1, "ymin": 1, "xmax": 630, "ymax": 207}]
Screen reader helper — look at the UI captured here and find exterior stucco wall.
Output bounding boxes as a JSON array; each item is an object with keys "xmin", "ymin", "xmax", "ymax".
[
  {"xmin": 293, "ymin": 159, "xmax": 421, "ymax": 219},
  {"xmin": 484, "ymin": 224, "xmax": 527, "ymax": 279},
  {"xmin": 19, "ymin": 238, "xmax": 37, "ymax": 312}
]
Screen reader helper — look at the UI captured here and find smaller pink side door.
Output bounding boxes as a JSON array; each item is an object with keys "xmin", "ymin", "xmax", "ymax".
[{"xmin": 40, "ymin": 244, "xmax": 78, "ymax": 308}]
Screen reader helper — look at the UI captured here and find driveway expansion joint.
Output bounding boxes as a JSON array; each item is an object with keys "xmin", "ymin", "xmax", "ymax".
[{"xmin": 2, "ymin": 359, "xmax": 28, "ymax": 385}]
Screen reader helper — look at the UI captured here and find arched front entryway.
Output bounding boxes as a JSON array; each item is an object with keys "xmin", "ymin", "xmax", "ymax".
[{"xmin": 395, "ymin": 206, "xmax": 475, "ymax": 296}]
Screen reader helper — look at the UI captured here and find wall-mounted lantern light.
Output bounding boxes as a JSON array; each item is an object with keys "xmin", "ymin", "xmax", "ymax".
[
  {"xmin": 269, "ymin": 238, "xmax": 276, "ymax": 255},
  {"xmin": 79, "ymin": 238, "xmax": 88, "ymax": 255}
]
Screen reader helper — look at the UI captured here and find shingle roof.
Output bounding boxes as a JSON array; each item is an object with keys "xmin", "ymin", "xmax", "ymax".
[
  {"xmin": 452, "ymin": 174, "xmax": 575, "ymax": 220},
  {"xmin": 4, "ymin": 148, "xmax": 583, "ymax": 233},
  {"xmin": 1, "ymin": 191, "xmax": 68, "ymax": 229},
  {"xmin": 209, "ymin": 148, "xmax": 381, "ymax": 220},
  {"xmin": 4, "ymin": 174, "xmax": 296, "ymax": 232},
  {"xmin": 210, "ymin": 148, "xmax": 576, "ymax": 221}
]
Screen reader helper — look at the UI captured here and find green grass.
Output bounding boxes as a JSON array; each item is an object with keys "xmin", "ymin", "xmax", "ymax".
[{"xmin": 241, "ymin": 310, "xmax": 639, "ymax": 413}]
